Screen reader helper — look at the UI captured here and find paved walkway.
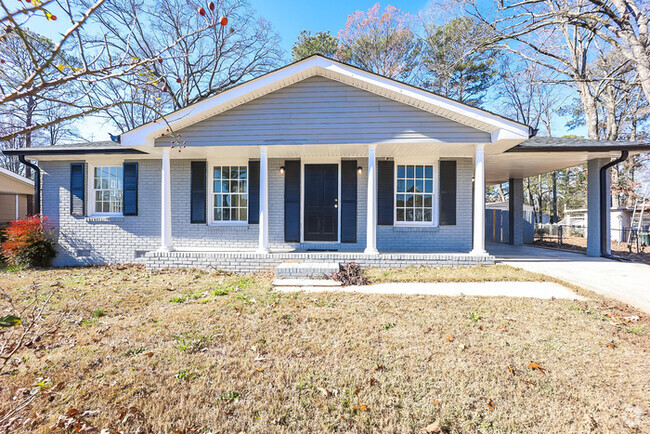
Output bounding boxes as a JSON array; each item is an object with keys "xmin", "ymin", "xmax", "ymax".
[
  {"xmin": 487, "ymin": 243, "xmax": 650, "ymax": 314},
  {"xmin": 275, "ymin": 281, "xmax": 583, "ymax": 300}
]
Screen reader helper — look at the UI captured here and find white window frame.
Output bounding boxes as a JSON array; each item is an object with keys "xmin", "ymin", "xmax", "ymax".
[
  {"xmin": 87, "ymin": 159, "xmax": 125, "ymax": 217},
  {"xmin": 393, "ymin": 158, "xmax": 439, "ymax": 227},
  {"xmin": 207, "ymin": 159, "xmax": 250, "ymax": 226}
]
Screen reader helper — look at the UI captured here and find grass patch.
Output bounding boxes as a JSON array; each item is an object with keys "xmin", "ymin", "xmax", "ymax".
[
  {"xmin": 364, "ymin": 264, "xmax": 563, "ymax": 283},
  {"xmin": 0, "ymin": 266, "xmax": 647, "ymax": 432}
]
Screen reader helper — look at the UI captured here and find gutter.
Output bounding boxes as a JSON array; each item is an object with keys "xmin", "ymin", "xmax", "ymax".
[
  {"xmin": 600, "ymin": 151, "xmax": 628, "ymax": 257},
  {"xmin": 18, "ymin": 155, "xmax": 41, "ymax": 215}
]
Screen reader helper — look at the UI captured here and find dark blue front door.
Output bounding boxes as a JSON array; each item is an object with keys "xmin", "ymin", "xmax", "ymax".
[{"xmin": 304, "ymin": 164, "xmax": 338, "ymax": 241}]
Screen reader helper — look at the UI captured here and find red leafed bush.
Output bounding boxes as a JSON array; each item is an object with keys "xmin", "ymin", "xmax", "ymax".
[{"xmin": 1, "ymin": 215, "xmax": 56, "ymax": 268}]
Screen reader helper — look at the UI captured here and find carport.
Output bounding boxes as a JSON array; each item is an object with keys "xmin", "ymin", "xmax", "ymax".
[{"xmin": 486, "ymin": 137, "xmax": 650, "ymax": 257}]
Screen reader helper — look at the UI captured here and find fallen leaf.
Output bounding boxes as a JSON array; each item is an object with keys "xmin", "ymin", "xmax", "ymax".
[
  {"xmin": 144, "ymin": 352, "xmax": 154, "ymax": 357},
  {"xmin": 369, "ymin": 378, "xmax": 377, "ymax": 387},
  {"xmin": 488, "ymin": 399, "xmax": 495, "ymax": 411},
  {"xmin": 374, "ymin": 364, "xmax": 384, "ymax": 371},
  {"xmin": 431, "ymin": 400, "xmax": 439, "ymax": 406},
  {"xmin": 424, "ymin": 421, "xmax": 441, "ymax": 433},
  {"xmin": 528, "ymin": 361, "xmax": 546, "ymax": 375},
  {"xmin": 352, "ymin": 404, "xmax": 368, "ymax": 411},
  {"xmin": 254, "ymin": 367, "xmax": 264, "ymax": 372},
  {"xmin": 508, "ymin": 365, "xmax": 515, "ymax": 375},
  {"xmin": 354, "ymin": 387, "xmax": 363, "ymax": 396},
  {"xmin": 607, "ymin": 341, "xmax": 617, "ymax": 349},
  {"xmin": 445, "ymin": 335, "xmax": 454, "ymax": 342}
]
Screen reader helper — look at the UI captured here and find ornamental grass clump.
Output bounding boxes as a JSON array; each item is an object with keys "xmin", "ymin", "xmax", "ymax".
[{"xmin": 1, "ymin": 215, "xmax": 56, "ymax": 268}]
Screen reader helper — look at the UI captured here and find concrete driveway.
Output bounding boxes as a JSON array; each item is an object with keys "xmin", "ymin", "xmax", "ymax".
[{"xmin": 487, "ymin": 243, "xmax": 650, "ymax": 314}]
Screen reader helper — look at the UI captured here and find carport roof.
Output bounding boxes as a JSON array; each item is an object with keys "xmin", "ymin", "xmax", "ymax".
[{"xmin": 508, "ymin": 136, "xmax": 650, "ymax": 152}]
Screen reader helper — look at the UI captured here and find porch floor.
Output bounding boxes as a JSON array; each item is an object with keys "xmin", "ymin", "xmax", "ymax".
[{"xmin": 144, "ymin": 249, "xmax": 495, "ymax": 273}]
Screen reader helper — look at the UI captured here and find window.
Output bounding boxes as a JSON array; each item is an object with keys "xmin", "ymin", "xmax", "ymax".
[
  {"xmin": 93, "ymin": 166, "xmax": 123, "ymax": 214},
  {"xmin": 395, "ymin": 164, "xmax": 434, "ymax": 223},
  {"xmin": 213, "ymin": 165, "xmax": 248, "ymax": 222}
]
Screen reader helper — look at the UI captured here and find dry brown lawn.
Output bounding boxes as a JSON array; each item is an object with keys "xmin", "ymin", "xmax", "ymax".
[{"xmin": 0, "ymin": 265, "xmax": 648, "ymax": 433}]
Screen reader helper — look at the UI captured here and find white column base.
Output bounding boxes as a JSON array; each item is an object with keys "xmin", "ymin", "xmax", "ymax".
[
  {"xmin": 364, "ymin": 247, "xmax": 379, "ymax": 255},
  {"xmin": 470, "ymin": 248, "xmax": 488, "ymax": 255},
  {"xmin": 256, "ymin": 247, "xmax": 270, "ymax": 254}
]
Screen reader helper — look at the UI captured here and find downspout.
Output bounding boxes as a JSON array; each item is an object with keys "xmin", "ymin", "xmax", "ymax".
[
  {"xmin": 18, "ymin": 154, "xmax": 41, "ymax": 215},
  {"xmin": 600, "ymin": 151, "xmax": 628, "ymax": 257}
]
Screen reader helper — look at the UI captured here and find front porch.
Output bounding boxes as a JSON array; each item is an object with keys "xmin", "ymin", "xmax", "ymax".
[{"xmin": 144, "ymin": 249, "xmax": 495, "ymax": 273}]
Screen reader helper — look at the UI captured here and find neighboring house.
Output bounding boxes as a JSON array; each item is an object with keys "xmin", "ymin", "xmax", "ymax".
[
  {"xmin": 560, "ymin": 205, "xmax": 650, "ymax": 242},
  {"xmin": 3, "ymin": 56, "xmax": 650, "ymax": 271},
  {"xmin": 0, "ymin": 167, "xmax": 33, "ymax": 224}
]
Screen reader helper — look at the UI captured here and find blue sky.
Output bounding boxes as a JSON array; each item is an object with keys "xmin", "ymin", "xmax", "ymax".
[{"xmin": 248, "ymin": 0, "xmax": 433, "ymax": 55}]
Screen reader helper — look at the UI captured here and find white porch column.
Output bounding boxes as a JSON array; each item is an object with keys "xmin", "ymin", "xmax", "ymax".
[
  {"xmin": 587, "ymin": 158, "xmax": 610, "ymax": 257},
  {"xmin": 365, "ymin": 144, "xmax": 379, "ymax": 254},
  {"xmin": 257, "ymin": 146, "xmax": 269, "ymax": 253},
  {"xmin": 160, "ymin": 148, "xmax": 173, "ymax": 251},
  {"xmin": 508, "ymin": 178, "xmax": 524, "ymax": 245},
  {"xmin": 471, "ymin": 144, "xmax": 487, "ymax": 255}
]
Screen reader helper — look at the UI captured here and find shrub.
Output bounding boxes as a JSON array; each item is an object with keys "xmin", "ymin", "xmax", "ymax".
[{"xmin": 1, "ymin": 215, "xmax": 56, "ymax": 268}]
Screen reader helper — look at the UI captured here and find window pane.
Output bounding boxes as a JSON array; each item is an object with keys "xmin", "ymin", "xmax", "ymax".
[
  {"xmin": 415, "ymin": 195, "xmax": 422, "ymax": 207},
  {"xmin": 214, "ymin": 208, "xmax": 222, "ymax": 221},
  {"xmin": 397, "ymin": 208, "xmax": 404, "ymax": 221},
  {"xmin": 424, "ymin": 208, "xmax": 432, "ymax": 222},
  {"xmin": 240, "ymin": 180, "xmax": 247, "ymax": 192},
  {"xmin": 214, "ymin": 181, "xmax": 221, "ymax": 193},
  {"xmin": 406, "ymin": 194, "xmax": 413, "ymax": 207},
  {"xmin": 231, "ymin": 208, "xmax": 238, "ymax": 221},
  {"xmin": 424, "ymin": 195, "xmax": 432, "ymax": 208},
  {"xmin": 406, "ymin": 208, "xmax": 414, "ymax": 221},
  {"xmin": 232, "ymin": 195, "xmax": 239, "ymax": 207},
  {"xmin": 222, "ymin": 181, "xmax": 229, "ymax": 193},
  {"xmin": 397, "ymin": 166, "xmax": 405, "ymax": 178},
  {"xmin": 406, "ymin": 180, "xmax": 414, "ymax": 192},
  {"xmin": 240, "ymin": 167, "xmax": 247, "ymax": 180},
  {"xmin": 415, "ymin": 180, "xmax": 423, "ymax": 193},
  {"xmin": 425, "ymin": 166, "xmax": 433, "ymax": 178},
  {"xmin": 240, "ymin": 195, "xmax": 247, "ymax": 207},
  {"xmin": 425, "ymin": 180, "xmax": 433, "ymax": 193},
  {"xmin": 396, "ymin": 194, "xmax": 405, "ymax": 208},
  {"xmin": 397, "ymin": 180, "xmax": 405, "ymax": 192},
  {"xmin": 240, "ymin": 208, "xmax": 247, "ymax": 221},
  {"xmin": 222, "ymin": 195, "xmax": 230, "ymax": 207},
  {"xmin": 214, "ymin": 167, "xmax": 222, "ymax": 180},
  {"xmin": 222, "ymin": 208, "xmax": 230, "ymax": 221},
  {"xmin": 406, "ymin": 166, "xmax": 414, "ymax": 178},
  {"xmin": 416, "ymin": 166, "xmax": 423, "ymax": 178},
  {"xmin": 415, "ymin": 209, "xmax": 423, "ymax": 221}
]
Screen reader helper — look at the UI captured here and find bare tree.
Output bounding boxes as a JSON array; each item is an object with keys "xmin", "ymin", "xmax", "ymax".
[
  {"xmin": 0, "ymin": 0, "xmax": 241, "ymax": 142},
  {"xmin": 83, "ymin": 0, "xmax": 282, "ymax": 131},
  {"xmin": 336, "ymin": 4, "xmax": 420, "ymax": 81}
]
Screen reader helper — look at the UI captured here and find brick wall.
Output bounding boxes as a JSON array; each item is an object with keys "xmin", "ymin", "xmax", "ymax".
[{"xmin": 40, "ymin": 156, "xmax": 473, "ymax": 266}]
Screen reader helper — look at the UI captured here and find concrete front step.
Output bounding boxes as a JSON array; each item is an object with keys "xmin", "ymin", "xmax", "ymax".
[
  {"xmin": 272, "ymin": 278, "xmax": 342, "ymax": 288},
  {"xmin": 275, "ymin": 262, "xmax": 340, "ymax": 279}
]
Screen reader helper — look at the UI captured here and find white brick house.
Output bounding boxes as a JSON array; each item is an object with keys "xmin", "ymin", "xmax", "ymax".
[{"xmin": 6, "ymin": 56, "xmax": 649, "ymax": 271}]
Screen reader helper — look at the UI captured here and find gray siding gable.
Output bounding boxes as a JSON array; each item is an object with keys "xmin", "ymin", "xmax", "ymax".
[{"xmin": 173, "ymin": 76, "xmax": 491, "ymax": 146}]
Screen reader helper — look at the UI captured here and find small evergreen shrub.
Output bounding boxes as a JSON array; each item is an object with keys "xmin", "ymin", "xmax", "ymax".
[{"xmin": 1, "ymin": 215, "xmax": 56, "ymax": 268}]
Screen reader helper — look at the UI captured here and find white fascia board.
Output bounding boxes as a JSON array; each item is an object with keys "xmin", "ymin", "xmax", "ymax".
[{"xmin": 0, "ymin": 167, "xmax": 34, "ymax": 186}]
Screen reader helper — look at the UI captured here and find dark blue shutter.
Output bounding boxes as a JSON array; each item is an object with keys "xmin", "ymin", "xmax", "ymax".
[
  {"xmin": 341, "ymin": 160, "xmax": 357, "ymax": 243},
  {"xmin": 123, "ymin": 162, "xmax": 138, "ymax": 216},
  {"xmin": 70, "ymin": 163, "xmax": 85, "ymax": 216},
  {"xmin": 190, "ymin": 161, "xmax": 206, "ymax": 223},
  {"xmin": 377, "ymin": 160, "xmax": 394, "ymax": 225},
  {"xmin": 439, "ymin": 160, "xmax": 457, "ymax": 225},
  {"xmin": 248, "ymin": 160, "xmax": 260, "ymax": 224},
  {"xmin": 284, "ymin": 160, "xmax": 300, "ymax": 242}
]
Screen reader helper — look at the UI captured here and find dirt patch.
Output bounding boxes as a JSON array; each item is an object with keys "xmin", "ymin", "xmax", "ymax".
[
  {"xmin": 534, "ymin": 236, "xmax": 650, "ymax": 265},
  {"xmin": 1, "ymin": 265, "xmax": 648, "ymax": 432}
]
